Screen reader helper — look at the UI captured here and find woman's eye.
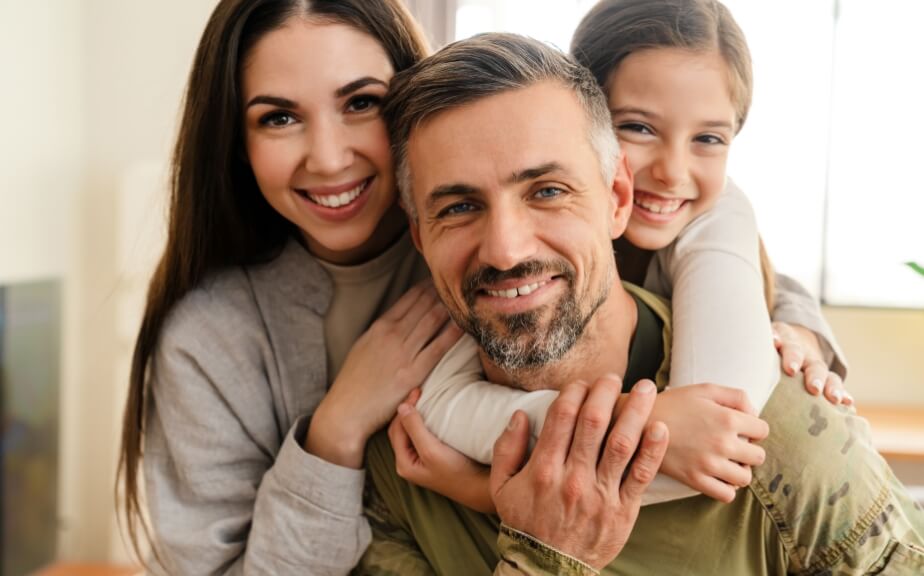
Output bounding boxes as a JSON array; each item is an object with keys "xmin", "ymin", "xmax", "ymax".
[
  {"xmin": 534, "ymin": 186, "xmax": 564, "ymax": 199},
  {"xmin": 259, "ymin": 111, "xmax": 296, "ymax": 127},
  {"xmin": 347, "ymin": 94, "xmax": 382, "ymax": 113},
  {"xmin": 617, "ymin": 122, "xmax": 653, "ymax": 135}
]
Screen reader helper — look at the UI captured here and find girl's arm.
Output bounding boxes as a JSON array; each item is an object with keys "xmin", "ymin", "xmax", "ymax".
[{"xmin": 647, "ymin": 179, "xmax": 779, "ymax": 411}]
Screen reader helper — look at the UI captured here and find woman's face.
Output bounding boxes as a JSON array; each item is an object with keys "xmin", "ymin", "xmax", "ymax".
[
  {"xmin": 242, "ymin": 18, "xmax": 398, "ymax": 264},
  {"xmin": 608, "ymin": 48, "xmax": 737, "ymax": 251}
]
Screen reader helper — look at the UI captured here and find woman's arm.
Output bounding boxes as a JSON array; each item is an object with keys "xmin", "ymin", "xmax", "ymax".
[{"xmin": 145, "ymin": 295, "xmax": 370, "ymax": 575}]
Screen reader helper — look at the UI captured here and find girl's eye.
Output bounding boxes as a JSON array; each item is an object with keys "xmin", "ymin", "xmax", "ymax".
[
  {"xmin": 437, "ymin": 202, "xmax": 477, "ymax": 218},
  {"xmin": 616, "ymin": 122, "xmax": 653, "ymax": 135},
  {"xmin": 259, "ymin": 111, "xmax": 297, "ymax": 127},
  {"xmin": 695, "ymin": 133, "xmax": 727, "ymax": 145},
  {"xmin": 534, "ymin": 186, "xmax": 564, "ymax": 199},
  {"xmin": 347, "ymin": 94, "xmax": 382, "ymax": 113}
]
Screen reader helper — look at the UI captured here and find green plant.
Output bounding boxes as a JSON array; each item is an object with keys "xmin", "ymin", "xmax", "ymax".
[{"xmin": 906, "ymin": 261, "xmax": 924, "ymax": 278}]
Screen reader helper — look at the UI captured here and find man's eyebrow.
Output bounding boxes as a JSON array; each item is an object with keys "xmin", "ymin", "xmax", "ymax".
[
  {"xmin": 335, "ymin": 76, "xmax": 388, "ymax": 98},
  {"xmin": 507, "ymin": 162, "xmax": 565, "ymax": 184},
  {"xmin": 425, "ymin": 183, "xmax": 480, "ymax": 213},
  {"xmin": 246, "ymin": 95, "xmax": 297, "ymax": 110}
]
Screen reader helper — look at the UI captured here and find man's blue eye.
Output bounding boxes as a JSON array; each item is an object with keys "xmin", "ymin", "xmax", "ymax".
[
  {"xmin": 438, "ymin": 202, "xmax": 477, "ymax": 217},
  {"xmin": 534, "ymin": 187, "xmax": 563, "ymax": 199}
]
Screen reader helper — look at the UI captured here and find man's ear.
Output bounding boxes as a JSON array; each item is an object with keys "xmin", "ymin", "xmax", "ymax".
[
  {"xmin": 409, "ymin": 216, "xmax": 423, "ymax": 253},
  {"xmin": 609, "ymin": 151, "xmax": 634, "ymax": 239}
]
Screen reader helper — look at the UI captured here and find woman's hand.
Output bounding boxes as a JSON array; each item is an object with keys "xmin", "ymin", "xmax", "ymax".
[
  {"xmin": 772, "ymin": 321, "xmax": 851, "ymax": 406},
  {"xmin": 652, "ymin": 384, "xmax": 769, "ymax": 503},
  {"xmin": 306, "ymin": 280, "xmax": 463, "ymax": 468},
  {"xmin": 388, "ymin": 389, "xmax": 494, "ymax": 513}
]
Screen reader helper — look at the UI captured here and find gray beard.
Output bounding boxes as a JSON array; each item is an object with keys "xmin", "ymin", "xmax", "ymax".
[{"xmin": 458, "ymin": 261, "xmax": 612, "ymax": 376}]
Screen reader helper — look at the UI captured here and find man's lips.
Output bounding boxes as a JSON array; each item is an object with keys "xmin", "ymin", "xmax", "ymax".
[{"xmin": 479, "ymin": 276, "xmax": 556, "ymax": 299}]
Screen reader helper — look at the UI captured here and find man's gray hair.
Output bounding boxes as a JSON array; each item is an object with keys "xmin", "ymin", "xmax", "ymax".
[{"xmin": 383, "ymin": 32, "xmax": 620, "ymax": 221}]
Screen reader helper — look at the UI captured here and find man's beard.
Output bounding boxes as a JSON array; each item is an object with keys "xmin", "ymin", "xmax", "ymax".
[{"xmin": 455, "ymin": 259, "xmax": 611, "ymax": 374}]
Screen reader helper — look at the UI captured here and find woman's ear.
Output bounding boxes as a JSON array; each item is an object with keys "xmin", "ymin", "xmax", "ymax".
[{"xmin": 609, "ymin": 151, "xmax": 634, "ymax": 239}]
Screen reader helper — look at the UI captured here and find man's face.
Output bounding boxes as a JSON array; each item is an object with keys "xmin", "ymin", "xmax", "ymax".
[{"xmin": 407, "ymin": 81, "xmax": 633, "ymax": 376}]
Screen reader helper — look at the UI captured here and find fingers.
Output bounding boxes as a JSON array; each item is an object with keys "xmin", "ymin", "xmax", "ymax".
[
  {"xmin": 403, "ymin": 387, "xmax": 422, "ymax": 407},
  {"xmin": 802, "ymin": 358, "xmax": 827, "ymax": 396},
  {"xmin": 618, "ymin": 421, "xmax": 668, "ymax": 504},
  {"xmin": 490, "ymin": 411, "xmax": 530, "ymax": 498},
  {"xmin": 727, "ymin": 438, "xmax": 766, "ymax": 467},
  {"xmin": 598, "ymin": 379, "xmax": 657, "ymax": 488},
  {"xmin": 397, "ymin": 284, "xmax": 443, "ymax": 333},
  {"xmin": 395, "ymin": 402, "xmax": 440, "ymax": 463},
  {"xmin": 413, "ymin": 321, "xmax": 463, "ymax": 371},
  {"xmin": 380, "ymin": 279, "xmax": 432, "ymax": 321},
  {"xmin": 567, "ymin": 374, "xmax": 622, "ymax": 468},
  {"xmin": 731, "ymin": 412, "xmax": 770, "ymax": 442},
  {"xmin": 692, "ymin": 473, "xmax": 738, "ymax": 504},
  {"xmin": 701, "ymin": 384, "xmax": 757, "ymax": 416},
  {"xmin": 388, "ymin": 408, "xmax": 416, "ymax": 478},
  {"xmin": 823, "ymin": 372, "xmax": 851, "ymax": 405},
  {"xmin": 779, "ymin": 341, "xmax": 805, "ymax": 377},
  {"xmin": 531, "ymin": 381, "xmax": 589, "ymax": 467}
]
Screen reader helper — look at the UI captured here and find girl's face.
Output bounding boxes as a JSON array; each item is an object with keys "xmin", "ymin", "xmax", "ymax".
[
  {"xmin": 608, "ymin": 48, "xmax": 738, "ymax": 251},
  {"xmin": 242, "ymin": 18, "xmax": 398, "ymax": 264}
]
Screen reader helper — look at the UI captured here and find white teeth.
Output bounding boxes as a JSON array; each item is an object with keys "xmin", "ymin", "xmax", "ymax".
[
  {"xmin": 634, "ymin": 197, "xmax": 682, "ymax": 214},
  {"xmin": 486, "ymin": 281, "xmax": 546, "ymax": 299},
  {"xmin": 308, "ymin": 180, "xmax": 366, "ymax": 208}
]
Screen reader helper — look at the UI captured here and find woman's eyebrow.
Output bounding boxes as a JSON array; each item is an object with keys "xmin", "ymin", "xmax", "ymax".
[
  {"xmin": 335, "ymin": 76, "xmax": 388, "ymax": 97},
  {"xmin": 246, "ymin": 95, "xmax": 297, "ymax": 109}
]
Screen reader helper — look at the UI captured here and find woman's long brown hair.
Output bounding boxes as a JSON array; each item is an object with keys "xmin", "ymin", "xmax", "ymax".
[{"xmin": 117, "ymin": 0, "xmax": 428, "ymax": 564}]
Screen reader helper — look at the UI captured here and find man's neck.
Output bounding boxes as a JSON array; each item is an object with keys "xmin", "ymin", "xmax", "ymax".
[{"xmin": 481, "ymin": 282, "xmax": 638, "ymax": 392}]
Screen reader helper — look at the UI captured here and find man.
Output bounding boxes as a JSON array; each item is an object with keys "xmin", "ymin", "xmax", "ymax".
[{"xmin": 359, "ymin": 34, "xmax": 924, "ymax": 575}]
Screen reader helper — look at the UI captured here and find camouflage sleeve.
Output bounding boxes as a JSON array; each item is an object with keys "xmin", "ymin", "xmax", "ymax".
[
  {"xmin": 495, "ymin": 525, "xmax": 599, "ymax": 576},
  {"xmin": 354, "ymin": 480, "xmax": 436, "ymax": 576}
]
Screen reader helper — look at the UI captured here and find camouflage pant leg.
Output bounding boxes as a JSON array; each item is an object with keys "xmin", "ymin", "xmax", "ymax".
[{"xmin": 753, "ymin": 374, "xmax": 924, "ymax": 575}]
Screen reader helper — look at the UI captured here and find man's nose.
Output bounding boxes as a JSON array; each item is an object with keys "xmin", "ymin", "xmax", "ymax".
[
  {"xmin": 477, "ymin": 202, "xmax": 538, "ymax": 272},
  {"xmin": 650, "ymin": 141, "xmax": 691, "ymax": 190},
  {"xmin": 303, "ymin": 117, "xmax": 354, "ymax": 176}
]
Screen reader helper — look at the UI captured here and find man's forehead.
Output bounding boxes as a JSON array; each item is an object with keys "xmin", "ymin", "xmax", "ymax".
[{"xmin": 406, "ymin": 82, "xmax": 594, "ymax": 198}]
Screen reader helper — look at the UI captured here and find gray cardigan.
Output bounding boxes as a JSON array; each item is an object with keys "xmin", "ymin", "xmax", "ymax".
[
  {"xmin": 144, "ymin": 238, "xmax": 373, "ymax": 575},
  {"xmin": 141, "ymin": 236, "xmax": 845, "ymax": 575}
]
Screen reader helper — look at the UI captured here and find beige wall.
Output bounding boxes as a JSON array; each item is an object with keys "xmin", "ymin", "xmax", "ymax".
[{"xmin": 1, "ymin": 0, "xmax": 921, "ymax": 566}]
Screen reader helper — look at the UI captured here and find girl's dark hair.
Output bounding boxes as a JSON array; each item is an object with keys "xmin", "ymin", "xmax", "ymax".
[
  {"xmin": 571, "ymin": 0, "xmax": 753, "ymax": 132},
  {"xmin": 117, "ymin": 0, "xmax": 428, "ymax": 563}
]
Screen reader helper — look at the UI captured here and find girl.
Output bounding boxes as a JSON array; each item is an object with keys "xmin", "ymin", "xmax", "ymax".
[
  {"xmin": 390, "ymin": 0, "xmax": 849, "ymax": 509},
  {"xmin": 116, "ymin": 1, "xmax": 460, "ymax": 573}
]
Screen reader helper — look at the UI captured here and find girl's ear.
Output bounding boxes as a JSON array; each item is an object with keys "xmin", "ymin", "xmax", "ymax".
[{"xmin": 609, "ymin": 151, "xmax": 634, "ymax": 239}]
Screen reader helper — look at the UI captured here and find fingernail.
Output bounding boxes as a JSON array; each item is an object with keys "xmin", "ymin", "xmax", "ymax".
[
  {"xmin": 772, "ymin": 332, "xmax": 780, "ymax": 342},
  {"xmin": 649, "ymin": 422, "xmax": 666, "ymax": 441},
  {"xmin": 507, "ymin": 414, "xmax": 518, "ymax": 431},
  {"xmin": 635, "ymin": 380, "xmax": 656, "ymax": 394},
  {"xmin": 789, "ymin": 361, "xmax": 800, "ymax": 374},
  {"xmin": 397, "ymin": 403, "xmax": 411, "ymax": 416},
  {"xmin": 845, "ymin": 392, "xmax": 854, "ymax": 404},
  {"xmin": 833, "ymin": 390, "xmax": 844, "ymax": 404},
  {"xmin": 810, "ymin": 379, "xmax": 823, "ymax": 394}
]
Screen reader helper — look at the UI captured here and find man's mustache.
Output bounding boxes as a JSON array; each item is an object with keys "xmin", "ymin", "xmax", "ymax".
[{"xmin": 462, "ymin": 260, "xmax": 575, "ymax": 306}]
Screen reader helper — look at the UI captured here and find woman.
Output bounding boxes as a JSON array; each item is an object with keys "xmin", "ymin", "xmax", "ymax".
[{"xmin": 116, "ymin": 1, "xmax": 456, "ymax": 573}]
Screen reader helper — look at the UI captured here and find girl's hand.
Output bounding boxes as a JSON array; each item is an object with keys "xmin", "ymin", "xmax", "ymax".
[
  {"xmin": 652, "ymin": 384, "xmax": 769, "ymax": 503},
  {"xmin": 388, "ymin": 389, "xmax": 494, "ymax": 513},
  {"xmin": 306, "ymin": 281, "xmax": 463, "ymax": 469},
  {"xmin": 772, "ymin": 321, "xmax": 852, "ymax": 406}
]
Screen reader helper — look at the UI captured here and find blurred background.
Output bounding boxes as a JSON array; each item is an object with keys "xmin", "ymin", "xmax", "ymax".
[{"xmin": 1, "ymin": 0, "xmax": 921, "ymax": 572}]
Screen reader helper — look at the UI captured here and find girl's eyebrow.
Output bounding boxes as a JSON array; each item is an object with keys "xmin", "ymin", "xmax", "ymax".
[{"xmin": 335, "ymin": 76, "xmax": 388, "ymax": 97}]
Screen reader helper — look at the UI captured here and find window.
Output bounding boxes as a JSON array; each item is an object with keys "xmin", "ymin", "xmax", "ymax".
[{"xmin": 450, "ymin": 0, "xmax": 924, "ymax": 308}]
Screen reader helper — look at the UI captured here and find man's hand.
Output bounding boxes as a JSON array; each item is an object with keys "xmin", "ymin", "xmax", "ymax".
[{"xmin": 490, "ymin": 375, "xmax": 668, "ymax": 571}]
